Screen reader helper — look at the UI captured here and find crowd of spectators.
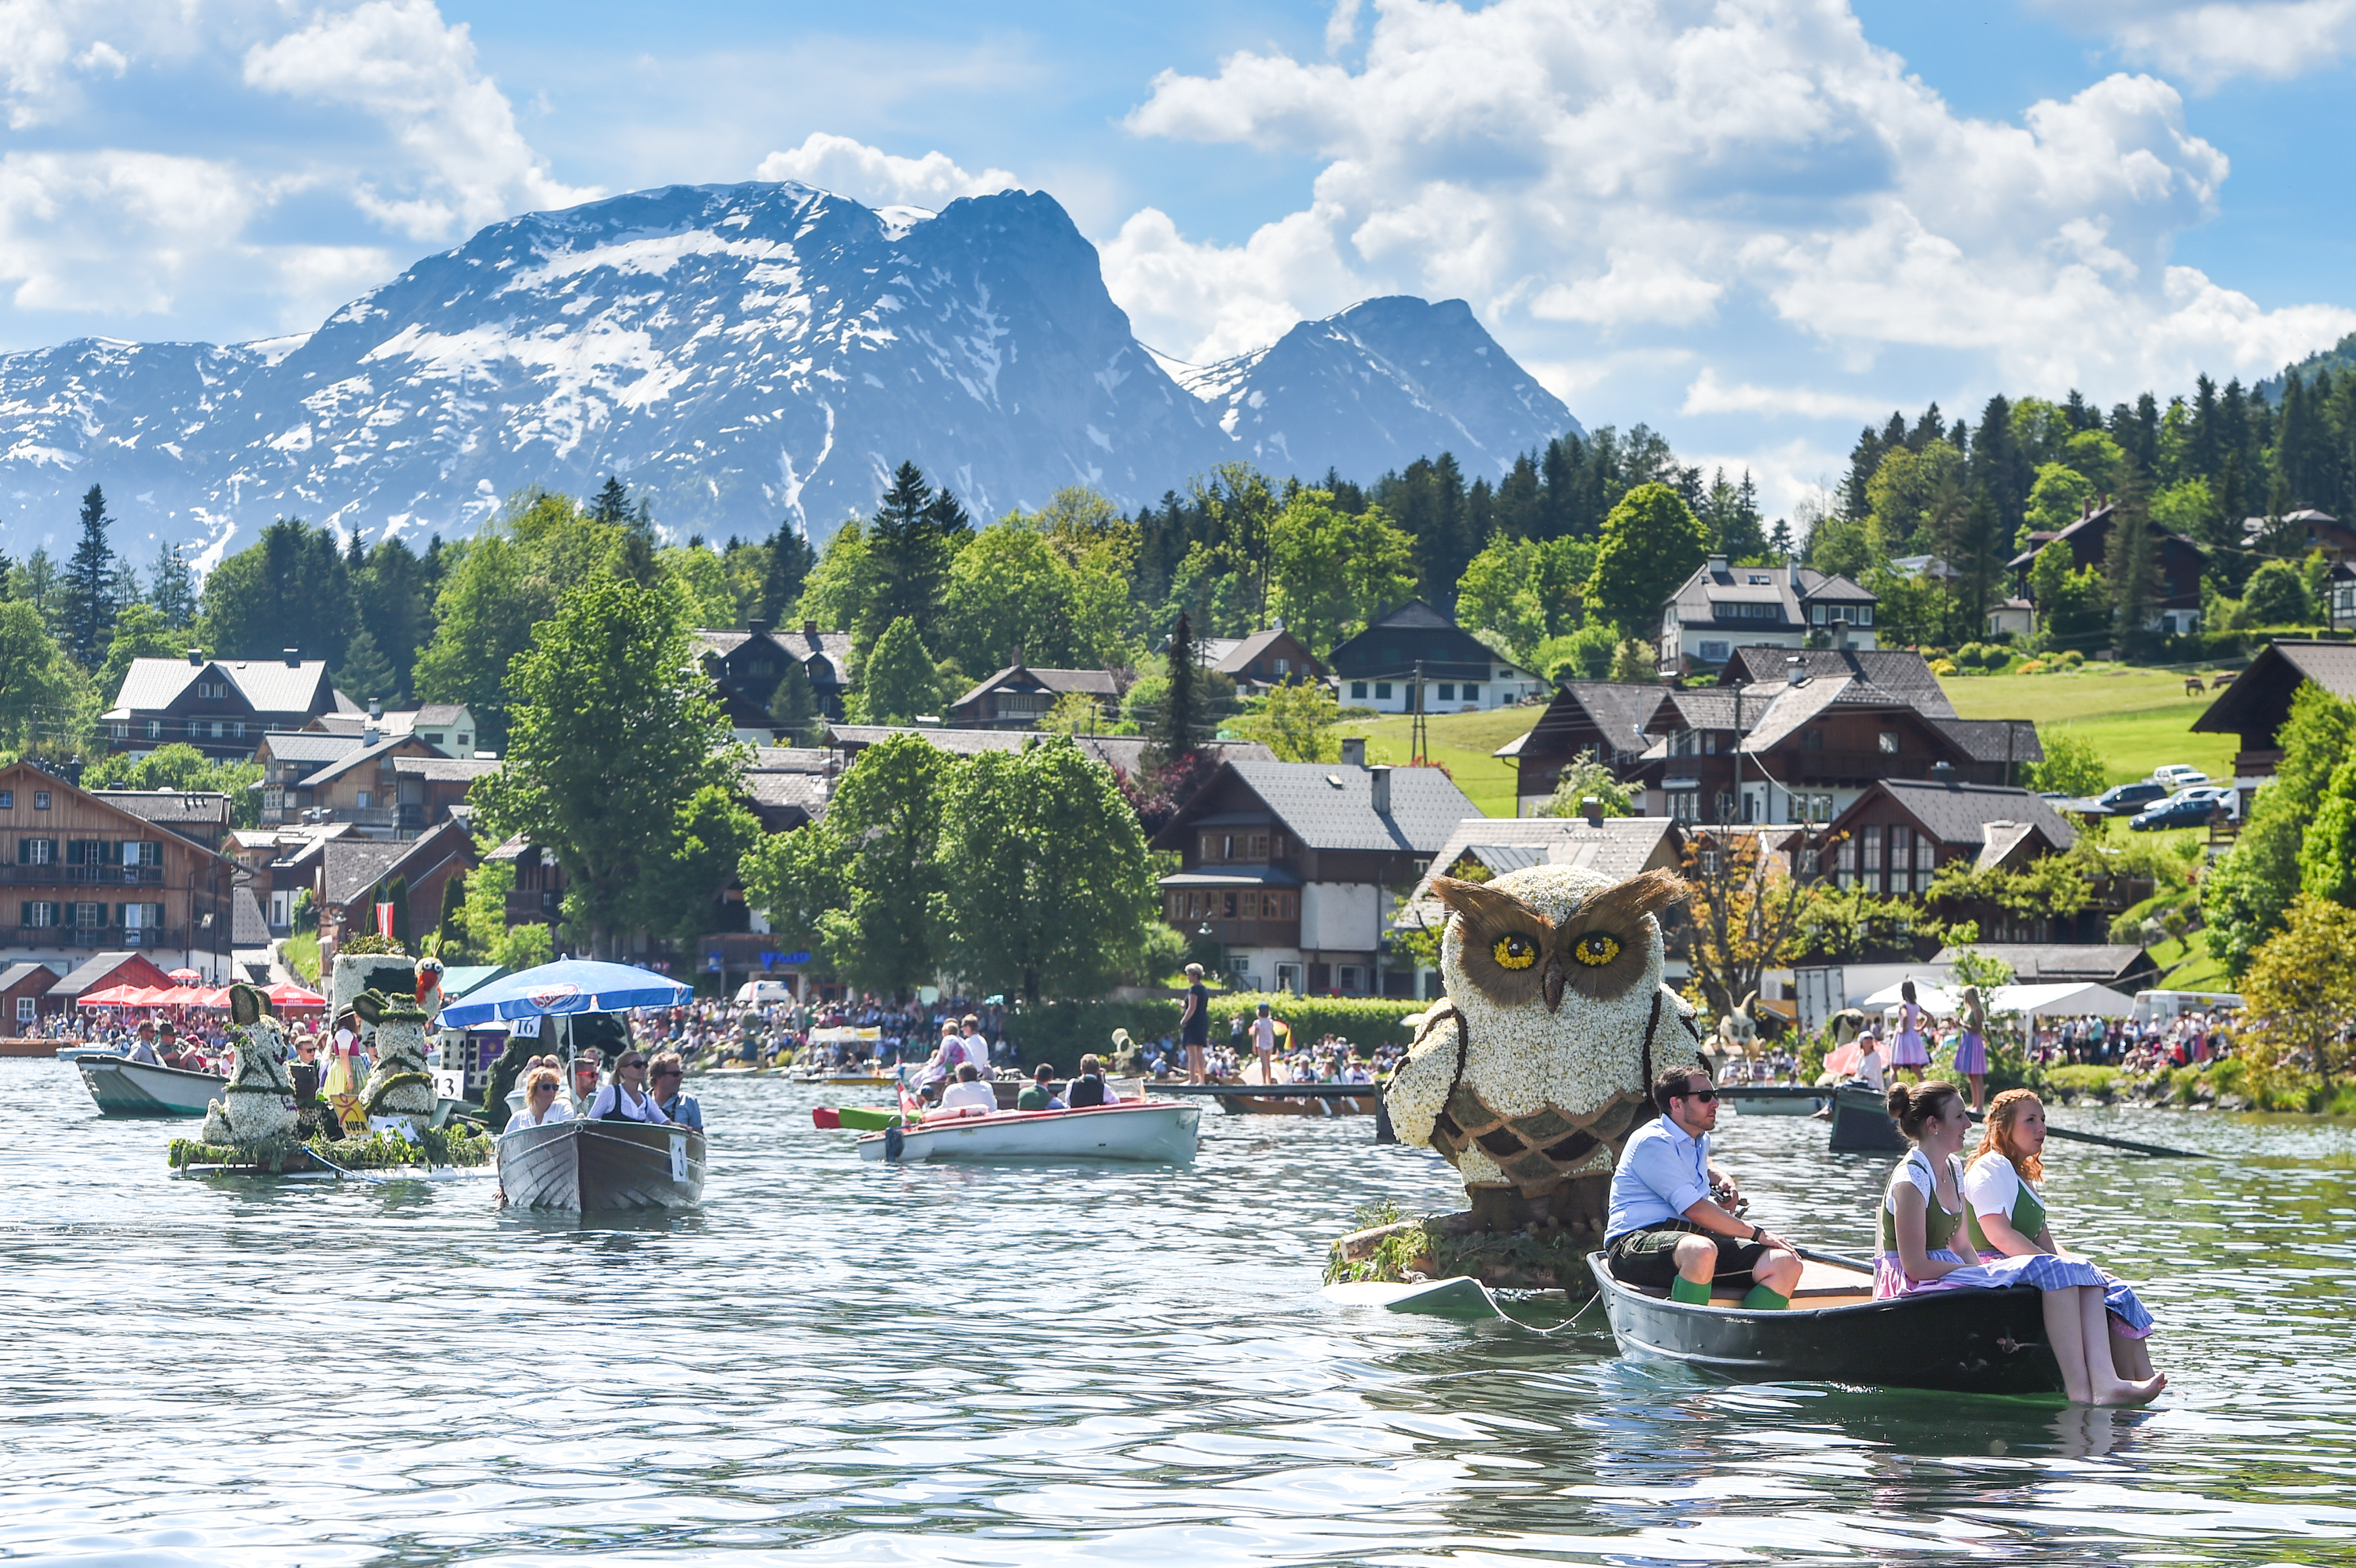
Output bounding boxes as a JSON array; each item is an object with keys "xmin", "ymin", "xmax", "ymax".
[
  {"xmin": 2029, "ymin": 1011, "xmax": 2234, "ymax": 1072},
  {"xmin": 625, "ymin": 993, "xmax": 1012, "ymax": 1069}
]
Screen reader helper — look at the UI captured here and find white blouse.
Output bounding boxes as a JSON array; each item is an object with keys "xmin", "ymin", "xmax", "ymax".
[{"xmin": 508, "ymin": 1099, "xmax": 573, "ymax": 1130}]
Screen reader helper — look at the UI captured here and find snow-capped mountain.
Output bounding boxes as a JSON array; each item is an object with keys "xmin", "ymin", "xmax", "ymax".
[
  {"xmin": 1155, "ymin": 297, "xmax": 1581, "ymax": 484},
  {"xmin": 0, "ymin": 182, "xmax": 1579, "ymax": 562}
]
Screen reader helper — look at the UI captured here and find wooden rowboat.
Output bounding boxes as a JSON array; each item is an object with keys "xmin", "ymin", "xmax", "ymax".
[
  {"xmin": 77, "ymin": 1056, "xmax": 226, "ymax": 1117},
  {"xmin": 1827, "ymin": 1083, "xmax": 1909, "ymax": 1151},
  {"xmin": 1586, "ymin": 1250, "xmax": 2064, "ymax": 1394},
  {"xmin": 496, "ymin": 1118, "xmax": 706, "ymax": 1209},
  {"xmin": 857, "ymin": 1100, "xmax": 1200, "ymax": 1164}
]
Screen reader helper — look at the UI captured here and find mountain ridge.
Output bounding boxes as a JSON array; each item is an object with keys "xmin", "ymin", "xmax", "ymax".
[{"xmin": 0, "ymin": 181, "xmax": 1579, "ymax": 564}]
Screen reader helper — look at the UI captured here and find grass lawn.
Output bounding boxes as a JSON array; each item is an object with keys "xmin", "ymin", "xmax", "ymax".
[
  {"xmin": 1330, "ymin": 705, "xmax": 1541, "ymax": 817},
  {"xmin": 1941, "ymin": 665, "xmax": 2239, "ymax": 787}
]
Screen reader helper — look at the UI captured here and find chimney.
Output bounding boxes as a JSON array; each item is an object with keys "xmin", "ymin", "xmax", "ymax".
[
  {"xmin": 748, "ymin": 618, "xmax": 770, "ymax": 636},
  {"xmin": 803, "ymin": 620, "xmax": 818, "ymax": 638},
  {"xmin": 282, "ymin": 648, "xmax": 300, "ymax": 667},
  {"xmin": 1707, "ymin": 553, "xmax": 1729, "ymax": 576},
  {"xmin": 1341, "ymin": 736, "xmax": 1367, "ymax": 768},
  {"xmin": 1582, "ymin": 795, "xmax": 1604, "ymax": 828},
  {"xmin": 364, "ymin": 726, "xmax": 380, "ymax": 747},
  {"xmin": 1786, "ymin": 656, "xmax": 1805, "ymax": 686},
  {"xmin": 368, "ymin": 697, "xmax": 382, "ymax": 722},
  {"xmin": 1369, "ymin": 764, "xmax": 1392, "ymax": 817},
  {"xmin": 1931, "ymin": 760, "xmax": 1957, "ymax": 787},
  {"xmin": 1787, "ymin": 556, "xmax": 1801, "ymax": 588},
  {"xmin": 185, "ymin": 648, "xmax": 204, "ymax": 666},
  {"xmin": 1831, "ymin": 620, "xmax": 1851, "ymax": 651}
]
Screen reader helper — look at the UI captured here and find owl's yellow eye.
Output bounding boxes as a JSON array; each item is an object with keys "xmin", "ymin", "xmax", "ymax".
[
  {"xmin": 1491, "ymin": 934, "xmax": 1538, "ymax": 970},
  {"xmin": 1572, "ymin": 933, "xmax": 1622, "ymax": 967}
]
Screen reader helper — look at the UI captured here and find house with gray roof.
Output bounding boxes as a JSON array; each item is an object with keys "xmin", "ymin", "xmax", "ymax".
[
  {"xmin": 693, "ymin": 620, "xmax": 855, "ymax": 740},
  {"xmin": 1149, "ymin": 757, "xmax": 1477, "ymax": 997},
  {"xmin": 1659, "ymin": 555, "xmax": 1878, "ymax": 678},
  {"xmin": 313, "ymin": 819, "xmax": 477, "ymax": 965},
  {"xmin": 311, "ymin": 702, "xmax": 477, "ymax": 757},
  {"xmin": 1824, "ymin": 777, "xmax": 2094, "ymax": 941},
  {"xmin": 253, "ymin": 729, "xmax": 441, "ymax": 835},
  {"xmin": 2192, "ymin": 637, "xmax": 2356, "ymax": 780},
  {"xmin": 102, "ymin": 650, "xmax": 352, "ymax": 762},
  {"xmin": 946, "ymin": 663, "xmax": 1129, "ymax": 729},
  {"xmin": 1326, "ymin": 599, "xmax": 1544, "ymax": 715},
  {"xmin": 1494, "ymin": 681, "xmax": 1666, "ymax": 813},
  {"xmin": 1195, "ymin": 628, "xmax": 1328, "ymax": 694},
  {"xmin": 1925, "ymin": 941, "xmax": 2160, "ymax": 993}
]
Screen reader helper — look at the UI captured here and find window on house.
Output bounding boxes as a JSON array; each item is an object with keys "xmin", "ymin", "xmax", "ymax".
[
  {"xmin": 18, "ymin": 839, "xmax": 54, "ymax": 865},
  {"xmin": 1810, "ymin": 605, "xmax": 1827, "ymax": 625},
  {"xmin": 1890, "ymin": 824, "xmax": 1912, "ymax": 894},
  {"xmin": 1836, "ymin": 836, "xmax": 1857, "ymax": 887},
  {"xmin": 15, "ymin": 997, "xmax": 32, "ymax": 1023},
  {"xmin": 1462, "ymin": 685, "xmax": 1479, "ymax": 703},
  {"xmin": 1703, "ymin": 732, "xmax": 1719, "ymax": 755},
  {"xmin": 1877, "ymin": 731, "xmax": 1899, "ymax": 755},
  {"xmin": 1248, "ymin": 834, "xmax": 1269, "ymax": 859},
  {"xmin": 231, "ymin": 722, "xmax": 246, "ymax": 740},
  {"xmin": 1274, "ymin": 657, "xmax": 1290, "ymax": 676},
  {"xmin": 1668, "ymin": 789, "xmax": 1700, "ymax": 821},
  {"xmin": 1437, "ymin": 683, "xmax": 1454, "ymax": 700},
  {"xmin": 33, "ymin": 793, "xmax": 49, "ymax": 810},
  {"xmin": 1271, "ymin": 834, "xmax": 1287, "ymax": 858},
  {"xmin": 459, "ymin": 733, "xmax": 472, "ymax": 748},
  {"xmin": 145, "ymin": 719, "xmax": 163, "ymax": 740},
  {"xmin": 1714, "ymin": 791, "xmax": 1738, "ymax": 822},
  {"xmin": 1374, "ymin": 682, "xmax": 1392, "ymax": 700},
  {"xmin": 356, "ymin": 791, "xmax": 371, "ymax": 809},
  {"xmin": 1238, "ymin": 890, "xmax": 1259, "ymax": 919},
  {"xmin": 65, "ymin": 841, "xmax": 109, "ymax": 868},
  {"xmin": 1671, "ymin": 729, "xmax": 1696, "ymax": 756},
  {"xmin": 1349, "ymin": 682, "xmax": 1367, "ymax": 699},
  {"xmin": 1699, "ymin": 640, "xmax": 1729, "ymax": 661},
  {"xmin": 0, "ymin": 791, "xmax": 11, "ymax": 809},
  {"xmin": 20, "ymin": 901, "xmax": 57, "ymax": 928},
  {"xmin": 1220, "ymin": 891, "xmax": 1238, "ymax": 919},
  {"xmin": 1856, "ymin": 606, "xmax": 1874, "ymax": 627},
  {"xmin": 70, "ymin": 901, "xmax": 105, "ymax": 929}
]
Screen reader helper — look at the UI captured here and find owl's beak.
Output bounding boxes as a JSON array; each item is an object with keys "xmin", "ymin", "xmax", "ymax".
[{"xmin": 1542, "ymin": 956, "xmax": 1568, "ymax": 1012}]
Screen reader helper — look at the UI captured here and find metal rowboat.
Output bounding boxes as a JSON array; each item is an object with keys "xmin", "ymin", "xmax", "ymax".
[{"xmin": 497, "ymin": 1118, "xmax": 706, "ymax": 1209}]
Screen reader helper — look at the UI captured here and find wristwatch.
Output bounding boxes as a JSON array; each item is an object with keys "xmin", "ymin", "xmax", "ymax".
[{"xmin": 1748, "ymin": 1224, "xmax": 1762, "ymax": 1242}]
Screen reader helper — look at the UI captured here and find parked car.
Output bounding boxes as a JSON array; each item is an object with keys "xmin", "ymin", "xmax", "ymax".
[
  {"xmin": 2129, "ymin": 788, "xmax": 2231, "ymax": 832},
  {"xmin": 2152, "ymin": 764, "xmax": 2210, "ymax": 791},
  {"xmin": 2094, "ymin": 780, "xmax": 2170, "ymax": 815}
]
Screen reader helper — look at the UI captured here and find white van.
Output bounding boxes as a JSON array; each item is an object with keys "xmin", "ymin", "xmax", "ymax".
[{"xmin": 733, "ymin": 981, "xmax": 796, "ymax": 1007}]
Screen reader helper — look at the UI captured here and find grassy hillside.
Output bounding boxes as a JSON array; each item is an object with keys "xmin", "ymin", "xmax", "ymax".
[
  {"xmin": 1940, "ymin": 665, "xmax": 2239, "ymax": 786},
  {"xmin": 1331, "ymin": 706, "xmax": 1538, "ymax": 817}
]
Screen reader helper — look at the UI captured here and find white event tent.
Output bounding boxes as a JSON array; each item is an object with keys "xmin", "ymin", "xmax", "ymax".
[{"xmin": 1985, "ymin": 981, "xmax": 2137, "ymax": 1019}]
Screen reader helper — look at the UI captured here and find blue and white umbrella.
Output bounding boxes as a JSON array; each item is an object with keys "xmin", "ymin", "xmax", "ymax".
[{"xmin": 436, "ymin": 959, "xmax": 693, "ymax": 1027}]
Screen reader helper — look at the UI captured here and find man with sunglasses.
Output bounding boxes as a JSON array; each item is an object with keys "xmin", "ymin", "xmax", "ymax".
[
  {"xmin": 646, "ymin": 1050, "xmax": 702, "ymax": 1130},
  {"xmin": 1603, "ymin": 1065, "xmax": 1803, "ymax": 1310}
]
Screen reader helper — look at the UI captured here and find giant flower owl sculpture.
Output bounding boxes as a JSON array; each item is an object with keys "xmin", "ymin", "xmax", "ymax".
[{"xmin": 1385, "ymin": 864, "xmax": 1697, "ymax": 1234}]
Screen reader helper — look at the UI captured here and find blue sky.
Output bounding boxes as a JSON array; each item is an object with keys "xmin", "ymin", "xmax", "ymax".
[{"xmin": 5, "ymin": 0, "xmax": 2354, "ymax": 518}]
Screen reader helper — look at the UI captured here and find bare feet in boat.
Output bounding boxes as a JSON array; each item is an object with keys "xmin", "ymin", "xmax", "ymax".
[{"xmin": 2093, "ymin": 1372, "xmax": 2168, "ymax": 1407}]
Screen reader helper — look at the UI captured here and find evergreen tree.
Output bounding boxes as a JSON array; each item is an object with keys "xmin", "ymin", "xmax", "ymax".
[
  {"xmin": 862, "ymin": 616, "xmax": 939, "ymax": 724},
  {"xmin": 858, "ymin": 462, "xmax": 965, "ymax": 650},
  {"xmin": 64, "ymin": 484, "xmax": 115, "ymax": 667},
  {"xmin": 353, "ymin": 535, "xmax": 434, "ymax": 700},
  {"xmin": 107, "ymin": 557, "xmax": 143, "ymax": 623},
  {"xmin": 1153, "ymin": 609, "xmax": 1202, "ymax": 765},
  {"xmin": 759, "ymin": 519, "xmax": 816, "ymax": 624},
  {"xmin": 383, "ymin": 873, "xmax": 412, "ymax": 950},
  {"xmin": 768, "ymin": 653, "xmax": 821, "ymax": 742},
  {"xmin": 589, "ymin": 476, "xmax": 632, "ymax": 524},
  {"xmin": 149, "ymin": 540, "xmax": 198, "ymax": 630},
  {"xmin": 336, "ymin": 626, "xmax": 397, "ymax": 707}
]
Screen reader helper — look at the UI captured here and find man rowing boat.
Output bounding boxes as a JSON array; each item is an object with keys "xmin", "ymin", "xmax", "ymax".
[{"xmin": 1602, "ymin": 1065, "xmax": 1803, "ymax": 1310}]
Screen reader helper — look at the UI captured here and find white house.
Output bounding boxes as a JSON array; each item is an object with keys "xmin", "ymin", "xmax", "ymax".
[{"xmin": 1659, "ymin": 556, "xmax": 1878, "ymax": 677}]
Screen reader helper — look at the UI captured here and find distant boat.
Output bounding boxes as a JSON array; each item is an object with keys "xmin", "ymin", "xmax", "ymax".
[
  {"xmin": 497, "ymin": 1118, "xmax": 706, "ymax": 1209},
  {"xmin": 1827, "ymin": 1084, "xmax": 1909, "ymax": 1151},
  {"xmin": 78, "ymin": 1056, "xmax": 225, "ymax": 1118},
  {"xmin": 856, "ymin": 1101, "xmax": 1200, "ymax": 1164}
]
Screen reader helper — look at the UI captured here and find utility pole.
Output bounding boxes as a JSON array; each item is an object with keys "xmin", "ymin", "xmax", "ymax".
[{"xmin": 1410, "ymin": 660, "xmax": 1428, "ymax": 765}]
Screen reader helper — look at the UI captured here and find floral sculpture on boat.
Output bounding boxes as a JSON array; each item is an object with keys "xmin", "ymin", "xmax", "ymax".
[
  {"xmin": 1353, "ymin": 865, "xmax": 1699, "ymax": 1288},
  {"xmin": 356, "ymin": 982, "xmax": 438, "ymax": 1130},
  {"xmin": 198, "ymin": 983, "xmax": 298, "ymax": 1152}
]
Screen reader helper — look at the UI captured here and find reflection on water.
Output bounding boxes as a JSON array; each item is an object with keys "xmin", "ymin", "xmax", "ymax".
[{"xmin": 2, "ymin": 1061, "xmax": 2351, "ymax": 1563}]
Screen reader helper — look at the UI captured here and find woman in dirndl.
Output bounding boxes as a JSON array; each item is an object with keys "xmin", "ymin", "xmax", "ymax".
[
  {"xmin": 1889, "ymin": 978, "xmax": 1930, "ymax": 1072},
  {"xmin": 1877, "ymin": 1080, "xmax": 2165, "ymax": 1406},
  {"xmin": 1966, "ymin": 1088, "xmax": 2163, "ymax": 1384},
  {"xmin": 1952, "ymin": 983, "xmax": 1989, "ymax": 1111}
]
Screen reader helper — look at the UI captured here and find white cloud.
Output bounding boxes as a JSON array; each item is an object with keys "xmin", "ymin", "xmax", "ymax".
[
  {"xmin": 1325, "ymin": 0, "xmax": 1363, "ymax": 55},
  {"xmin": 243, "ymin": 0, "xmax": 595, "ymax": 239},
  {"xmin": 0, "ymin": 149, "xmax": 259, "ymax": 314},
  {"xmin": 1115, "ymin": 0, "xmax": 2355, "ymax": 404},
  {"xmin": 754, "ymin": 133, "xmax": 1017, "ymax": 214},
  {"xmin": 2036, "ymin": 2, "xmax": 2356, "ymax": 90},
  {"xmin": 1681, "ymin": 369, "xmax": 1889, "ymax": 422}
]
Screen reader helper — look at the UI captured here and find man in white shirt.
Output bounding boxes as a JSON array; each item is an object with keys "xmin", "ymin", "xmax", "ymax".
[
  {"xmin": 957, "ymin": 1014, "xmax": 991, "ymax": 1074},
  {"xmin": 938, "ymin": 1062, "xmax": 997, "ymax": 1113}
]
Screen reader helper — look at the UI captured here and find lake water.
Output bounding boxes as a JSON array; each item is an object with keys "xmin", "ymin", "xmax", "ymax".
[{"xmin": 5, "ymin": 1060, "xmax": 2354, "ymax": 1566}]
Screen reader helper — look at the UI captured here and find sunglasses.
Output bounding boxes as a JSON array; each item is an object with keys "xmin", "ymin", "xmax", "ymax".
[
  {"xmin": 530, "ymin": 1084, "xmax": 556, "ymax": 1094},
  {"xmin": 1677, "ymin": 1087, "xmax": 1718, "ymax": 1102}
]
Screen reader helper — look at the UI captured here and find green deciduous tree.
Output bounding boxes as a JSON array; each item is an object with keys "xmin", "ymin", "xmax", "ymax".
[
  {"xmin": 2240, "ymin": 894, "xmax": 2356, "ymax": 1101},
  {"xmin": 740, "ymin": 732, "xmax": 953, "ymax": 995},
  {"xmin": 1266, "ymin": 492, "xmax": 1421, "ymax": 656},
  {"xmin": 2205, "ymin": 682, "xmax": 2356, "ymax": 974},
  {"xmin": 0, "ymin": 599, "xmax": 81, "ymax": 754},
  {"xmin": 1537, "ymin": 751, "xmax": 1634, "ymax": 818},
  {"xmin": 472, "ymin": 576, "xmax": 741, "ymax": 958},
  {"xmin": 93, "ymin": 604, "xmax": 186, "ymax": 710},
  {"xmin": 2028, "ymin": 544, "xmax": 2107, "ymax": 652},
  {"xmin": 2241, "ymin": 560, "xmax": 2311, "ymax": 626},
  {"xmin": 2023, "ymin": 730, "xmax": 2106, "ymax": 796},
  {"xmin": 931, "ymin": 736, "xmax": 1155, "ymax": 1003},
  {"xmin": 2021, "ymin": 462, "xmax": 2097, "ymax": 539},
  {"xmin": 1229, "ymin": 678, "xmax": 1341, "ymax": 762},
  {"xmin": 1454, "ymin": 533, "xmax": 1596, "ymax": 665},
  {"xmin": 862, "ymin": 616, "xmax": 941, "ymax": 723},
  {"xmin": 1589, "ymin": 482, "xmax": 1708, "ymax": 634},
  {"xmin": 80, "ymin": 742, "xmax": 264, "ymax": 828}
]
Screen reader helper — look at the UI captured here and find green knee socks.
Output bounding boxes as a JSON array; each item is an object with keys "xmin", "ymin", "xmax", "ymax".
[
  {"xmin": 1670, "ymin": 1276, "xmax": 1713, "ymax": 1305},
  {"xmin": 1740, "ymin": 1284, "xmax": 1791, "ymax": 1310}
]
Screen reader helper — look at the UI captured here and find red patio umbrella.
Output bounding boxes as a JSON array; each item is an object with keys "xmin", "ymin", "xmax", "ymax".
[
  {"xmin": 125, "ymin": 986, "xmax": 178, "ymax": 1007},
  {"xmin": 267, "ymin": 981, "xmax": 326, "ymax": 1008},
  {"xmin": 189, "ymin": 987, "xmax": 232, "ymax": 1009},
  {"xmin": 79, "ymin": 984, "xmax": 141, "ymax": 1006},
  {"xmin": 167, "ymin": 967, "xmax": 203, "ymax": 982}
]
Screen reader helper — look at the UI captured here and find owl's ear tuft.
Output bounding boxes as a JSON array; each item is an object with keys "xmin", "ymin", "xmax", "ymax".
[
  {"xmin": 1431, "ymin": 874, "xmax": 1550, "ymax": 946},
  {"xmin": 1572, "ymin": 866, "xmax": 1688, "ymax": 932}
]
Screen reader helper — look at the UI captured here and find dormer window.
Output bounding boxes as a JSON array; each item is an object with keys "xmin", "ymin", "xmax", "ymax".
[{"xmin": 196, "ymin": 680, "xmax": 226, "ymax": 699}]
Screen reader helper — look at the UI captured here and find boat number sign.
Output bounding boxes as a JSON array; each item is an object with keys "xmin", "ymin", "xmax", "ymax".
[{"xmin": 669, "ymin": 1133, "xmax": 689, "ymax": 1184}]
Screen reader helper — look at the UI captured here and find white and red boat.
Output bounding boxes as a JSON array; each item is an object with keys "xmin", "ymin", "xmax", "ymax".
[{"xmin": 855, "ymin": 1099, "xmax": 1200, "ymax": 1164}]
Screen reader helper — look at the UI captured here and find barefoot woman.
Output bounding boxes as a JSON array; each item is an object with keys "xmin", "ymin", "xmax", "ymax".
[{"xmin": 1965, "ymin": 1088, "xmax": 2164, "ymax": 1390}]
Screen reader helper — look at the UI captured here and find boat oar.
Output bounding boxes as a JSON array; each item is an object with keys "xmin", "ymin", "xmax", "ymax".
[{"xmin": 1966, "ymin": 1110, "xmax": 2207, "ymax": 1159}]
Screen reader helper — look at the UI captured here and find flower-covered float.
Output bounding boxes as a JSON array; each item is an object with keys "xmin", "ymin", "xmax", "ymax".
[
  {"xmin": 168, "ymin": 954, "xmax": 490, "ymax": 1178},
  {"xmin": 1329, "ymin": 864, "xmax": 1700, "ymax": 1295}
]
